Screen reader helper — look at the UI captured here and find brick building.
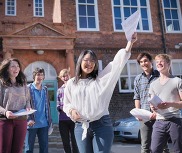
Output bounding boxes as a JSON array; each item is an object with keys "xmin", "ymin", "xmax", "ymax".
[{"xmin": 0, "ymin": 0, "xmax": 182, "ymax": 123}]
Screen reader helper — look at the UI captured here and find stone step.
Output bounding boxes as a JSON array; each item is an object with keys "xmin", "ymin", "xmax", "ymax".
[
  {"xmin": 34, "ymin": 148, "xmax": 65, "ymax": 153},
  {"xmin": 34, "ymin": 124, "xmax": 64, "ymax": 149},
  {"xmin": 34, "ymin": 137, "xmax": 63, "ymax": 148},
  {"xmin": 35, "ymin": 135, "xmax": 62, "ymax": 143}
]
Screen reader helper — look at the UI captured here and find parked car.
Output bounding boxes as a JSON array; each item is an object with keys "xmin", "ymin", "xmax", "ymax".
[{"xmin": 113, "ymin": 116, "xmax": 141, "ymax": 141}]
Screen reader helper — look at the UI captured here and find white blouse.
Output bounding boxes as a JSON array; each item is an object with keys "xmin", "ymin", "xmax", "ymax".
[{"xmin": 63, "ymin": 49, "xmax": 131, "ymax": 139}]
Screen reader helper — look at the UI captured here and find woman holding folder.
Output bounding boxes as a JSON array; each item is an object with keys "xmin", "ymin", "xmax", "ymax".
[{"xmin": 0, "ymin": 58, "xmax": 31, "ymax": 153}]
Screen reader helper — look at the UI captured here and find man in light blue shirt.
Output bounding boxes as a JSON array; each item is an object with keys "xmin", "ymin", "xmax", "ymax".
[{"xmin": 24, "ymin": 68, "xmax": 52, "ymax": 153}]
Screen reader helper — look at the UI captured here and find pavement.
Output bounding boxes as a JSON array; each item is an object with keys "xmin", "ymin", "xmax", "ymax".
[
  {"xmin": 32, "ymin": 142, "xmax": 121, "ymax": 153},
  {"xmin": 33, "ymin": 141, "xmax": 174, "ymax": 153},
  {"xmin": 34, "ymin": 143, "xmax": 132, "ymax": 153}
]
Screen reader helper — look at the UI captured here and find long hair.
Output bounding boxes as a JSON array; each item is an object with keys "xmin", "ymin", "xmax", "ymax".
[
  {"xmin": 75, "ymin": 50, "xmax": 99, "ymax": 84},
  {"xmin": 0, "ymin": 58, "xmax": 27, "ymax": 86}
]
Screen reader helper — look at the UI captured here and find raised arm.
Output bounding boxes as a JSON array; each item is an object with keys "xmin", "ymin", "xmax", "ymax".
[{"xmin": 125, "ymin": 32, "xmax": 137, "ymax": 52}]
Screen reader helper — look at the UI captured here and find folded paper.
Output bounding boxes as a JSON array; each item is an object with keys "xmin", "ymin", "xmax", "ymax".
[
  {"xmin": 13, "ymin": 109, "xmax": 37, "ymax": 116},
  {"xmin": 130, "ymin": 108, "xmax": 152, "ymax": 121},
  {"xmin": 148, "ymin": 95, "xmax": 162, "ymax": 107}
]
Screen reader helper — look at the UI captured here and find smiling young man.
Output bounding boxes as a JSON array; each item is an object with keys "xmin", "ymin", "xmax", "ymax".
[
  {"xmin": 133, "ymin": 52, "xmax": 169, "ymax": 153},
  {"xmin": 24, "ymin": 67, "xmax": 52, "ymax": 153},
  {"xmin": 149, "ymin": 54, "xmax": 182, "ymax": 153}
]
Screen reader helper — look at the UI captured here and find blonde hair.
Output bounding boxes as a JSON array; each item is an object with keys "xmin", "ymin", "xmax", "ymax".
[
  {"xmin": 58, "ymin": 68, "xmax": 70, "ymax": 78},
  {"xmin": 155, "ymin": 54, "xmax": 171, "ymax": 64}
]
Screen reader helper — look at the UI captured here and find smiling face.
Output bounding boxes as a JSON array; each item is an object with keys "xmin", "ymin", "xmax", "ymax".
[
  {"xmin": 139, "ymin": 56, "xmax": 153, "ymax": 73},
  {"xmin": 155, "ymin": 56, "xmax": 170, "ymax": 73},
  {"xmin": 81, "ymin": 53, "xmax": 96, "ymax": 78},
  {"xmin": 34, "ymin": 72, "xmax": 45, "ymax": 85},
  {"xmin": 60, "ymin": 72, "xmax": 70, "ymax": 83},
  {"xmin": 8, "ymin": 60, "xmax": 20, "ymax": 80}
]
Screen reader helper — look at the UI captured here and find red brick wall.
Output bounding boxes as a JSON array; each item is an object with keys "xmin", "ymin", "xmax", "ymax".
[
  {"xmin": 13, "ymin": 49, "xmax": 66, "ymax": 72},
  {"xmin": 1, "ymin": 0, "xmax": 181, "ymax": 51}
]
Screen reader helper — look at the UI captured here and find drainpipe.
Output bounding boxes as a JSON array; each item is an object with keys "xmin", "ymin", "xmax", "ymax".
[
  {"xmin": 157, "ymin": 0, "xmax": 167, "ymax": 53},
  {"xmin": 0, "ymin": 37, "xmax": 2, "ymax": 60}
]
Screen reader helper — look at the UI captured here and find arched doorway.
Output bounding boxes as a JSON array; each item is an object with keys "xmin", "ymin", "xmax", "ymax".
[{"xmin": 24, "ymin": 61, "xmax": 58, "ymax": 123}]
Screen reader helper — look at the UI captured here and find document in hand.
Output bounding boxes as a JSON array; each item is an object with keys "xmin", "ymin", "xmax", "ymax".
[
  {"xmin": 13, "ymin": 109, "xmax": 37, "ymax": 116},
  {"xmin": 121, "ymin": 10, "xmax": 140, "ymax": 41},
  {"xmin": 48, "ymin": 123, "xmax": 53, "ymax": 135},
  {"xmin": 130, "ymin": 108, "xmax": 152, "ymax": 121},
  {"xmin": 148, "ymin": 95, "xmax": 162, "ymax": 107}
]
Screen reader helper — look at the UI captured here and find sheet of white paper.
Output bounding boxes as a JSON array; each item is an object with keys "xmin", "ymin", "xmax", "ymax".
[
  {"xmin": 48, "ymin": 123, "xmax": 54, "ymax": 135},
  {"xmin": 148, "ymin": 95, "xmax": 162, "ymax": 107},
  {"xmin": 121, "ymin": 10, "xmax": 140, "ymax": 41},
  {"xmin": 13, "ymin": 109, "xmax": 37, "ymax": 116},
  {"xmin": 130, "ymin": 108, "xmax": 152, "ymax": 121}
]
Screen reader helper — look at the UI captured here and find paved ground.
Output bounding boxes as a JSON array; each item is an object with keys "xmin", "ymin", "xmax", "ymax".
[
  {"xmin": 33, "ymin": 141, "xmax": 174, "ymax": 153},
  {"xmin": 32, "ymin": 143, "xmax": 122, "ymax": 153},
  {"xmin": 32, "ymin": 141, "xmax": 138, "ymax": 153}
]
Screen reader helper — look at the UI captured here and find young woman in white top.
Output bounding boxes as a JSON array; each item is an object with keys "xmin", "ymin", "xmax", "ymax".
[{"xmin": 63, "ymin": 33, "xmax": 137, "ymax": 153}]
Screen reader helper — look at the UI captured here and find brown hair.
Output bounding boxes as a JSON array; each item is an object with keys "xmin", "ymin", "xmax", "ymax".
[
  {"xmin": 0, "ymin": 58, "xmax": 26, "ymax": 86},
  {"xmin": 32, "ymin": 67, "xmax": 45, "ymax": 80},
  {"xmin": 137, "ymin": 52, "xmax": 153, "ymax": 64}
]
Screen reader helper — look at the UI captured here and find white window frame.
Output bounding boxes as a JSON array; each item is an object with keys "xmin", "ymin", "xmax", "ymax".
[
  {"xmin": 76, "ymin": 0, "xmax": 99, "ymax": 31},
  {"xmin": 111, "ymin": 0, "xmax": 153, "ymax": 32},
  {"xmin": 162, "ymin": 0, "xmax": 182, "ymax": 33},
  {"xmin": 33, "ymin": 0, "xmax": 44, "ymax": 17},
  {"xmin": 5, "ymin": 0, "xmax": 16, "ymax": 16},
  {"xmin": 171, "ymin": 59, "xmax": 182, "ymax": 79},
  {"xmin": 119, "ymin": 60, "xmax": 142, "ymax": 93}
]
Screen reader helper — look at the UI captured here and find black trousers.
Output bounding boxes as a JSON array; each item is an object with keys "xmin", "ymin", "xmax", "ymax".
[{"xmin": 59, "ymin": 120, "xmax": 79, "ymax": 153}]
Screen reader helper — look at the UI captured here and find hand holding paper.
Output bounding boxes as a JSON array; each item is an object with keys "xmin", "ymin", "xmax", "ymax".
[
  {"xmin": 148, "ymin": 95, "xmax": 162, "ymax": 107},
  {"xmin": 48, "ymin": 123, "xmax": 54, "ymax": 135},
  {"xmin": 121, "ymin": 10, "xmax": 140, "ymax": 41}
]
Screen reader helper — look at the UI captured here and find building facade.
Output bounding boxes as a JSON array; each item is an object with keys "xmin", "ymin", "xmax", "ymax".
[{"xmin": 0, "ymin": 0, "xmax": 182, "ymax": 123}]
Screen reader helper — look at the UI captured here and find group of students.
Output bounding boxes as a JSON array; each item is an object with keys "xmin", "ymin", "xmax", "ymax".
[
  {"xmin": 134, "ymin": 52, "xmax": 182, "ymax": 153},
  {"xmin": 0, "ymin": 32, "xmax": 181, "ymax": 153}
]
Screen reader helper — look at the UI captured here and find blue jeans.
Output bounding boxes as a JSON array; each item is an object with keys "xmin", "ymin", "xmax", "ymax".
[
  {"xmin": 24, "ymin": 126, "xmax": 48, "ymax": 153},
  {"xmin": 74, "ymin": 115, "xmax": 114, "ymax": 153}
]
